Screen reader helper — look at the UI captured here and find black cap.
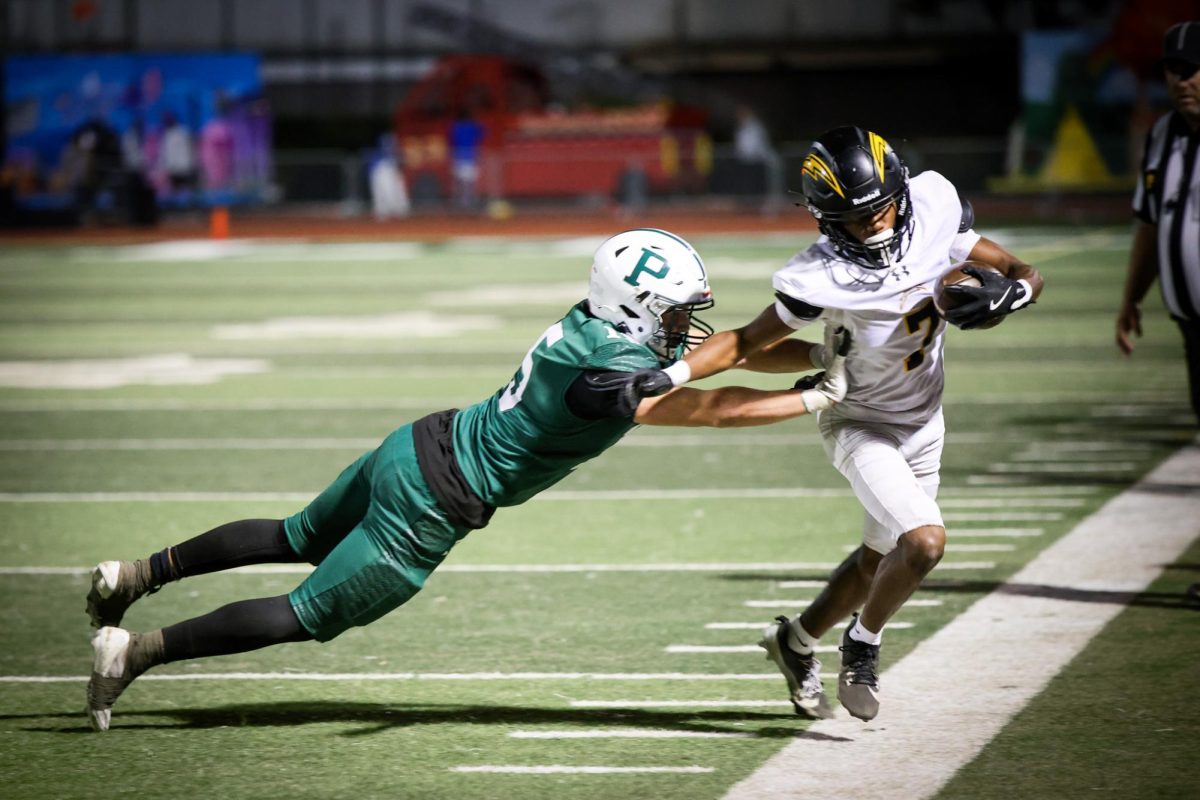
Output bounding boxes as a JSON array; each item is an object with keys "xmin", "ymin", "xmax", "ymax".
[{"xmin": 1164, "ymin": 21, "xmax": 1200, "ymax": 65}]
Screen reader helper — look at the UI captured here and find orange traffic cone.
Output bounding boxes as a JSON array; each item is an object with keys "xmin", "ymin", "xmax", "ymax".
[{"xmin": 209, "ymin": 206, "xmax": 230, "ymax": 239}]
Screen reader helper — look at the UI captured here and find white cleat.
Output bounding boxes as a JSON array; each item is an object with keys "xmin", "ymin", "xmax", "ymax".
[
  {"xmin": 86, "ymin": 560, "xmax": 149, "ymax": 629},
  {"xmin": 87, "ymin": 626, "xmax": 133, "ymax": 732}
]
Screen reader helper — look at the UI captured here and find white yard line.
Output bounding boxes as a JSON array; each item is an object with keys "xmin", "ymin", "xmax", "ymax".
[
  {"xmin": 722, "ymin": 437, "xmax": 1200, "ymax": 800},
  {"xmin": 666, "ymin": 645, "xmax": 850, "ymax": 655},
  {"xmin": 0, "ymin": 492, "xmax": 318, "ymax": 503},
  {"xmin": 0, "ymin": 488, "xmax": 1100, "ymax": 504},
  {"xmin": 842, "ymin": 543, "xmax": 1015, "ymax": 553},
  {"xmin": 940, "ymin": 485, "xmax": 1101, "ymax": 496},
  {"xmin": 0, "ymin": 561, "xmax": 995, "ymax": 576},
  {"xmin": 571, "ymin": 700, "xmax": 792, "ymax": 709},
  {"xmin": 1006, "ymin": 453, "xmax": 1151, "ymax": 462},
  {"xmin": 0, "ymin": 671, "xmax": 790, "ymax": 683},
  {"xmin": 937, "ymin": 498, "xmax": 1084, "ymax": 508},
  {"xmin": 0, "ymin": 432, "xmax": 1020, "ymax": 448},
  {"xmin": 965, "ymin": 474, "xmax": 1041, "ymax": 485},
  {"xmin": 705, "ymin": 622, "xmax": 914, "ymax": 631},
  {"xmin": 744, "ymin": 599, "xmax": 943, "ymax": 608},
  {"xmin": 509, "ymin": 729, "xmax": 754, "ymax": 739},
  {"xmin": 0, "ymin": 438, "xmax": 383, "ymax": 451},
  {"xmin": 987, "ymin": 462, "xmax": 1138, "ymax": 473},
  {"xmin": 943, "ymin": 512, "xmax": 1062, "ymax": 521},
  {"xmin": 452, "ymin": 765, "xmax": 714, "ymax": 774},
  {"xmin": 0, "ymin": 394, "xmax": 1180, "ymax": 413},
  {"xmin": 1017, "ymin": 441, "xmax": 1160, "ymax": 451},
  {"xmin": 948, "ymin": 528, "xmax": 1043, "ymax": 538},
  {"xmin": 0, "ymin": 489, "xmax": 854, "ymax": 502}
]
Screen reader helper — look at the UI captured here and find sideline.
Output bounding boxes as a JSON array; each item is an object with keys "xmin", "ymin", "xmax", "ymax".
[{"xmin": 723, "ymin": 438, "xmax": 1200, "ymax": 800}]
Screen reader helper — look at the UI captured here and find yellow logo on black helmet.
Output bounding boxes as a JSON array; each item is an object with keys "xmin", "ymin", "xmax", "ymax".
[
  {"xmin": 867, "ymin": 132, "xmax": 890, "ymax": 181},
  {"xmin": 801, "ymin": 153, "xmax": 845, "ymax": 198}
]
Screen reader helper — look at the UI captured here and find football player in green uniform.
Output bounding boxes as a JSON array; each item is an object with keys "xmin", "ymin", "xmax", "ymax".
[{"xmin": 85, "ymin": 228, "xmax": 851, "ymax": 731}]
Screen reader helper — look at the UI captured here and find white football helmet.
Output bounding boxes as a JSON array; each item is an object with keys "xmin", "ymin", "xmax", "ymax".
[{"xmin": 587, "ymin": 228, "xmax": 714, "ymax": 360}]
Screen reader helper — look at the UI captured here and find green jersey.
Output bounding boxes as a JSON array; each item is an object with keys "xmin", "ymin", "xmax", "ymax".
[{"xmin": 452, "ymin": 302, "xmax": 659, "ymax": 507}]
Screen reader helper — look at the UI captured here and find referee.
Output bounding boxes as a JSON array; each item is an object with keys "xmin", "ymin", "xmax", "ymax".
[{"xmin": 1116, "ymin": 20, "xmax": 1200, "ymax": 426}]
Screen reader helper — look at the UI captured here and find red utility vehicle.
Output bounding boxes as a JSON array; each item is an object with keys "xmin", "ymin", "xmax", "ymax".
[{"xmin": 393, "ymin": 55, "xmax": 710, "ymax": 200}]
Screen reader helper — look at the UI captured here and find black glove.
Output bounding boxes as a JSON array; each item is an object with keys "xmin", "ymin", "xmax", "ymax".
[
  {"xmin": 943, "ymin": 267, "xmax": 1031, "ymax": 330},
  {"xmin": 793, "ymin": 372, "xmax": 826, "ymax": 391},
  {"xmin": 629, "ymin": 368, "xmax": 674, "ymax": 399},
  {"xmin": 586, "ymin": 368, "xmax": 675, "ymax": 417}
]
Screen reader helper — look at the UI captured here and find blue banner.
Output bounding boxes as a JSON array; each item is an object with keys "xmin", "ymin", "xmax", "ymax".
[{"xmin": 5, "ymin": 53, "xmax": 270, "ymax": 210}]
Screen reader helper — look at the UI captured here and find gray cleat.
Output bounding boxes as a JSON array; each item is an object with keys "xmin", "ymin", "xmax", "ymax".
[{"xmin": 837, "ymin": 614, "xmax": 881, "ymax": 721}]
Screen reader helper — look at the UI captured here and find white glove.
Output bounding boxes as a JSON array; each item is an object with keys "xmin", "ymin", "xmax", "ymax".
[{"xmin": 799, "ymin": 325, "xmax": 851, "ymax": 414}]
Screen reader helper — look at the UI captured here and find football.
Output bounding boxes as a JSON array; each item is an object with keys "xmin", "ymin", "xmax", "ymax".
[{"xmin": 934, "ymin": 261, "xmax": 1007, "ymax": 329}]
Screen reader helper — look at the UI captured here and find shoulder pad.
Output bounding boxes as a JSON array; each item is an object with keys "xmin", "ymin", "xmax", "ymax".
[
  {"xmin": 774, "ymin": 291, "xmax": 824, "ymax": 321},
  {"xmin": 958, "ymin": 196, "xmax": 975, "ymax": 233}
]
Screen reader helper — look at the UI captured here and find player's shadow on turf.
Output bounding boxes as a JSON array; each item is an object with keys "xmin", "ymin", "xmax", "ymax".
[{"xmin": 10, "ymin": 703, "xmax": 854, "ymax": 740}]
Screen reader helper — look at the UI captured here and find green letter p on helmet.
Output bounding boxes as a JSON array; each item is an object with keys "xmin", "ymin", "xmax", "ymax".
[{"xmin": 587, "ymin": 228, "xmax": 714, "ymax": 360}]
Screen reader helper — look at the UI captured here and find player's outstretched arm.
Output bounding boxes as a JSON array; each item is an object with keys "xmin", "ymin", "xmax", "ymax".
[
  {"xmin": 621, "ymin": 303, "xmax": 799, "ymax": 400},
  {"xmin": 734, "ymin": 337, "xmax": 819, "ymax": 373},
  {"xmin": 635, "ymin": 327, "xmax": 850, "ymax": 427},
  {"xmin": 683, "ymin": 303, "xmax": 797, "ymax": 381}
]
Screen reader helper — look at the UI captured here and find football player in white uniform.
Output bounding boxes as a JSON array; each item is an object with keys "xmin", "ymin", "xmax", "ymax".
[{"xmin": 631, "ymin": 126, "xmax": 1044, "ymax": 721}]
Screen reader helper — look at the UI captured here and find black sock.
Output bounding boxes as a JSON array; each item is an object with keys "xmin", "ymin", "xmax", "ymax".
[
  {"xmin": 161, "ymin": 595, "xmax": 313, "ymax": 663},
  {"xmin": 149, "ymin": 519, "xmax": 300, "ymax": 586}
]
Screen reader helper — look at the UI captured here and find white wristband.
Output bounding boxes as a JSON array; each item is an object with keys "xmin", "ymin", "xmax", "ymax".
[{"xmin": 663, "ymin": 360, "xmax": 692, "ymax": 386}]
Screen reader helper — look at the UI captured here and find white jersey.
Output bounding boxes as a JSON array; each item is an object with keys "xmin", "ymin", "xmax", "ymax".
[{"xmin": 773, "ymin": 171, "xmax": 981, "ymax": 425}]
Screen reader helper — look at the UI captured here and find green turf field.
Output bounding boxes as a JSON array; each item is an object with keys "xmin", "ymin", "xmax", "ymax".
[{"xmin": 0, "ymin": 227, "xmax": 1196, "ymax": 799}]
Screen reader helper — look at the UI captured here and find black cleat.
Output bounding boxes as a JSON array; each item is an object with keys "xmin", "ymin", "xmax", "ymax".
[{"xmin": 759, "ymin": 616, "xmax": 833, "ymax": 719}]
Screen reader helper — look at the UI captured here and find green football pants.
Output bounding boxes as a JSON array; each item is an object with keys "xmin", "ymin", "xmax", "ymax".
[{"xmin": 284, "ymin": 423, "xmax": 469, "ymax": 641}]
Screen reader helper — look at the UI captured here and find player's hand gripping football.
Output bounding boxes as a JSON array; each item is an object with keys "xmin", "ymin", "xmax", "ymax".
[
  {"xmin": 941, "ymin": 266, "xmax": 1031, "ymax": 330},
  {"xmin": 795, "ymin": 325, "xmax": 852, "ymax": 413}
]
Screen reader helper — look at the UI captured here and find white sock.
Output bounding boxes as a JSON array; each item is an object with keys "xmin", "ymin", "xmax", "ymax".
[
  {"xmin": 785, "ymin": 619, "xmax": 818, "ymax": 655},
  {"xmin": 848, "ymin": 616, "xmax": 883, "ymax": 646}
]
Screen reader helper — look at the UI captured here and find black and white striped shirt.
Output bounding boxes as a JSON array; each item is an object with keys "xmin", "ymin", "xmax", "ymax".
[{"xmin": 1134, "ymin": 111, "xmax": 1200, "ymax": 321}]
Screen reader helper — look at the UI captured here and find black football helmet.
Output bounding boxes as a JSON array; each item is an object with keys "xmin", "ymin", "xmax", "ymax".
[{"xmin": 799, "ymin": 126, "xmax": 913, "ymax": 270}]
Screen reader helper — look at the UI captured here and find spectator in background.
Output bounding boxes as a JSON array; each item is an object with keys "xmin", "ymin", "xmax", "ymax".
[
  {"xmin": 121, "ymin": 118, "xmax": 147, "ymax": 177},
  {"xmin": 69, "ymin": 118, "xmax": 122, "ymax": 217},
  {"xmin": 448, "ymin": 110, "xmax": 485, "ymax": 210},
  {"xmin": 120, "ymin": 117, "xmax": 159, "ymax": 227},
  {"xmin": 733, "ymin": 105, "xmax": 784, "ymax": 214},
  {"xmin": 200, "ymin": 95, "xmax": 236, "ymax": 194},
  {"xmin": 368, "ymin": 132, "xmax": 411, "ymax": 220},
  {"xmin": 734, "ymin": 104, "xmax": 774, "ymax": 163},
  {"xmin": 157, "ymin": 110, "xmax": 197, "ymax": 197},
  {"xmin": 1116, "ymin": 20, "xmax": 1200, "ymax": 426}
]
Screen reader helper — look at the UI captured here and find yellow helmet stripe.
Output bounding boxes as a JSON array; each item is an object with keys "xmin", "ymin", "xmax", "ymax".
[
  {"xmin": 801, "ymin": 153, "xmax": 844, "ymax": 198},
  {"xmin": 868, "ymin": 132, "xmax": 889, "ymax": 181}
]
